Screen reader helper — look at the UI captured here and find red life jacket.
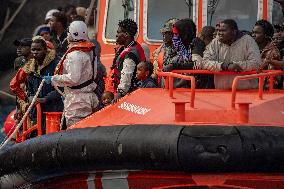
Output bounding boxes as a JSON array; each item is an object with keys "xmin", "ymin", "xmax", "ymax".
[{"xmin": 106, "ymin": 42, "xmax": 146, "ymax": 93}]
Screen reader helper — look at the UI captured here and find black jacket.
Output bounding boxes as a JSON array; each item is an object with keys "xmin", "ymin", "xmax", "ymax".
[
  {"xmin": 51, "ymin": 31, "xmax": 68, "ymax": 58},
  {"xmin": 27, "ymin": 57, "xmax": 63, "ymax": 118}
]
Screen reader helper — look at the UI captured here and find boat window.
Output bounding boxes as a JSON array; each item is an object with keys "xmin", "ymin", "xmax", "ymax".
[
  {"xmin": 272, "ymin": 1, "xmax": 284, "ymax": 25},
  {"xmin": 207, "ymin": 0, "xmax": 258, "ymax": 31},
  {"xmin": 146, "ymin": 0, "xmax": 192, "ymax": 42},
  {"xmin": 104, "ymin": 0, "xmax": 137, "ymax": 41}
]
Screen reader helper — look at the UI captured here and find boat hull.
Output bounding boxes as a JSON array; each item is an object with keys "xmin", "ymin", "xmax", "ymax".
[{"xmin": 1, "ymin": 125, "xmax": 284, "ymax": 188}]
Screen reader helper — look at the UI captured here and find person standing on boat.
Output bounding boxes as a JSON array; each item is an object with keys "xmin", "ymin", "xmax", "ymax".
[
  {"xmin": 13, "ymin": 38, "xmax": 33, "ymax": 71},
  {"xmin": 107, "ymin": 18, "xmax": 146, "ymax": 101},
  {"xmin": 152, "ymin": 18, "xmax": 179, "ymax": 79},
  {"xmin": 26, "ymin": 39, "xmax": 63, "ymax": 131},
  {"xmin": 10, "ymin": 38, "xmax": 33, "ymax": 125},
  {"xmin": 44, "ymin": 21, "xmax": 99, "ymax": 127},
  {"xmin": 49, "ymin": 11, "xmax": 68, "ymax": 58},
  {"xmin": 200, "ymin": 19, "xmax": 261, "ymax": 89}
]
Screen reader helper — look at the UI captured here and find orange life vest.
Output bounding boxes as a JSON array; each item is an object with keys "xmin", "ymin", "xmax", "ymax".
[{"xmin": 54, "ymin": 41, "xmax": 94, "ymax": 75}]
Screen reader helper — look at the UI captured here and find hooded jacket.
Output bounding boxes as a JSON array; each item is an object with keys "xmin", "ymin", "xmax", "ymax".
[{"xmin": 200, "ymin": 34, "xmax": 261, "ymax": 89}]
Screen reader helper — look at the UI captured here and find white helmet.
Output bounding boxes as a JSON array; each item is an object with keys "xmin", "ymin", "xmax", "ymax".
[{"xmin": 68, "ymin": 21, "xmax": 89, "ymax": 41}]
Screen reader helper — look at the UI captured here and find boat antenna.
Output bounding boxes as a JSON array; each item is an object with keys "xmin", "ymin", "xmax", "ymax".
[
  {"xmin": 185, "ymin": 0, "xmax": 193, "ymax": 18},
  {"xmin": 122, "ymin": 0, "xmax": 134, "ymax": 19},
  {"xmin": 208, "ymin": 0, "xmax": 220, "ymax": 26}
]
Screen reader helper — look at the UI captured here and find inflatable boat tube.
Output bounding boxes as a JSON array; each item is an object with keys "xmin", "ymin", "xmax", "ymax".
[{"xmin": 1, "ymin": 125, "xmax": 284, "ymax": 187}]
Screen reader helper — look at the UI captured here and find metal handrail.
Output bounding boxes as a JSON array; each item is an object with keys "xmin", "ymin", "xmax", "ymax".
[
  {"xmin": 173, "ymin": 69, "xmax": 280, "ymax": 75},
  {"xmin": 17, "ymin": 103, "xmax": 43, "ymax": 141},
  {"xmin": 156, "ymin": 71, "xmax": 196, "ymax": 108},
  {"xmin": 231, "ymin": 71, "xmax": 284, "ymax": 109},
  {"xmin": 157, "ymin": 69, "xmax": 284, "ymax": 110}
]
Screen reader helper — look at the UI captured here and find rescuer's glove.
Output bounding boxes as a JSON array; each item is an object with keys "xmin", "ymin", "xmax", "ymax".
[{"xmin": 43, "ymin": 74, "xmax": 52, "ymax": 84}]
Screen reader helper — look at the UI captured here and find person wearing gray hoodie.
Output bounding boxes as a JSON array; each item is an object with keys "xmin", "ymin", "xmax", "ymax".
[{"xmin": 200, "ymin": 19, "xmax": 261, "ymax": 89}]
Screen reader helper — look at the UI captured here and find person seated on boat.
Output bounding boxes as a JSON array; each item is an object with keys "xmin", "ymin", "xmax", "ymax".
[
  {"xmin": 271, "ymin": 24, "xmax": 284, "ymax": 81},
  {"xmin": 152, "ymin": 18, "xmax": 178, "ymax": 82},
  {"xmin": 97, "ymin": 91, "xmax": 114, "ymax": 110},
  {"xmin": 162, "ymin": 18, "xmax": 197, "ymax": 88},
  {"xmin": 10, "ymin": 38, "xmax": 33, "ymax": 125},
  {"xmin": 109, "ymin": 18, "xmax": 146, "ymax": 101},
  {"xmin": 136, "ymin": 61, "xmax": 158, "ymax": 88},
  {"xmin": 198, "ymin": 26, "xmax": 215, "ymax": 47},
  {"xmin": 192, "ymin": 26, "xmax": 215, "ymax": 89},
  {"xmin": 252, "ymin": 19, "xmax": 283, "ymax": 89},
  {"xmin": 273, "ymin": 24, "xmax": 284, "ymax": 58},
  {"xmin": 26, "ymin": 38, "xmax": 63, "ymax": 132},
  {"xmin": 213, "ymin": 22, "xmax": 221, "ymax": 39},
  {"xmin": 252, "ymin": 20, "xmax": 281, "ymax": 67},
  {"xmin": 44, "ymin": 21, "xmax": 99, "ymax": 127},
  {"xmin": 199, "ymin": 19, "xmax": 261, "ymax": 90}
]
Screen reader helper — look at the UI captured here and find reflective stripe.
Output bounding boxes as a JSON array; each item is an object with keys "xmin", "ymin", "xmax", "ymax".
[
  {"xmin": 87, "ymin": 173, "xmax": 96, "ymax": 189},
  {"xmin": 101, "ymin": 171, "xmax": 129, "ymax": 189}
]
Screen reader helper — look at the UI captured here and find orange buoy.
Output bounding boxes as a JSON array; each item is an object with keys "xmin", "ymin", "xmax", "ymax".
[{"xmin": 4, "ymin": 109, "xmax": 16, "ymax": 137}]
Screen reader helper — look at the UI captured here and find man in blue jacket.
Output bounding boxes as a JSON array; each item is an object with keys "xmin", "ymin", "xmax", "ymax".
[{"xmin": 27, "ymin": 38, "xmax": 63, "ymax": 133}]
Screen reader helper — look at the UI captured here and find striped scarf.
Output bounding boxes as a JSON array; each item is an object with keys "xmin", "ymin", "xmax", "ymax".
[{"xmin": 172, "ymin": 34, "xmax": 192, "ymax": 63}]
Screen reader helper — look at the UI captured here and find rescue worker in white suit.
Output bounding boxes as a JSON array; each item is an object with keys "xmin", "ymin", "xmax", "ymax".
[{"xmin": 44, "ymin": 21, "xmax": 98, "ymax": 127}]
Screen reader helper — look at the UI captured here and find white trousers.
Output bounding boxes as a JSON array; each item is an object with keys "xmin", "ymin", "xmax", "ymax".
[{"xmin": 64, "ymin": 92, "xmax": 99, "ymax": 127}]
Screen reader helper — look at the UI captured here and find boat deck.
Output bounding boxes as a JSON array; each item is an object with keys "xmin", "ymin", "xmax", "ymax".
[{"xmin": 72, "ymin": 88, "xmax": 284, "ymax": 129}]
